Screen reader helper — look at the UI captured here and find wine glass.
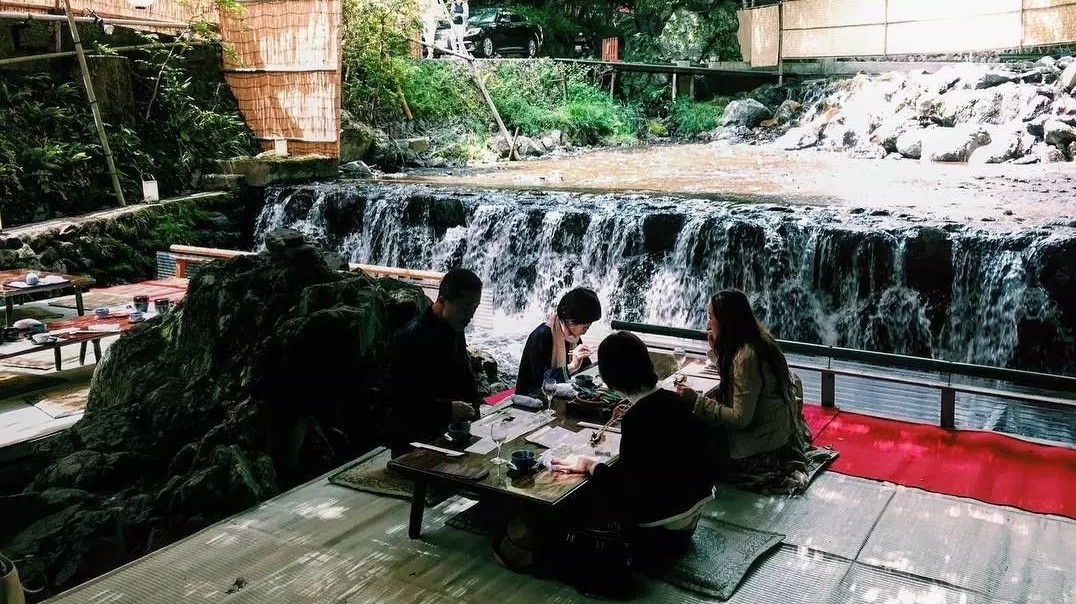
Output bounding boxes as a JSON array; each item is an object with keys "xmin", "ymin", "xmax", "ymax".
[
  {"xmin": 541, "ymin": 376, "xmax": 557, "ymax": 420},
  {"xmin": 490, "ymin": 419, "xmax": 509, "ymax": 466},
  {"xmin": 673, "ymin": 347, "xmax": 687, "ymax": 384}
]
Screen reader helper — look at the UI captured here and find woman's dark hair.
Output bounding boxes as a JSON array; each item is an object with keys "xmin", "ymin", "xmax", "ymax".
[
  {"xmin": 438, "ymin": 268, "xmax": 483, "ymax": 301},
  {"xmin": 709, "ymin": 289, "xmax": 793, "ymax": 402},
  {"xmin": 598, "ymin": 331, "xmax": 658, "ymax": 394},
  {"xmin": 556, "ymin": 287, "xmax": 602, "ymax": 324}
]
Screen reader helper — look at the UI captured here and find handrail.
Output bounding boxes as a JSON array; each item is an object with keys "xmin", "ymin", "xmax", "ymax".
[
  {"xmin": 611, "ymin": 318, "xmax": 1076, "ymax": 431},
  {"xmin": 167, "ymin": 245, "xmax": 446, "ymax": 282},
  {"xmin": 610, "ymin": 320, "xmax": 1076, "ymax": 393}
]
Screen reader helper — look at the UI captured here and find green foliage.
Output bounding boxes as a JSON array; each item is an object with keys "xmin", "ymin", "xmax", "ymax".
[
  {"xmin": 342, "ymin": 0, "xmax": 418, "ymax": 125},
  {"xmin": 668, "ymin": 97, "xmax": 728, "ymax": 136},
  {"xmin": 483, "ymin": 60, "xmax": 637, "ymax": 144},
  {"xmin": 399, "ymin": 61, "xmax": 485, "ymax": 127},
  {"xmin": 0, "ymin": 35, "xmax": 255, "ymax": 227},
  {"xmin": 133, "ymin": 43, "xmax": 257, "ymax": 194}
]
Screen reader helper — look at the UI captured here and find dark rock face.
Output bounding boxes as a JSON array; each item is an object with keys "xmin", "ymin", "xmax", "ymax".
[{"xmin": 1, "ymin": 230, "xmax": 489, "ymax": 599}]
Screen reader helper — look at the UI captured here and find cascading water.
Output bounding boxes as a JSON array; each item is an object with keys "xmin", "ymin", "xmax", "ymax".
[{"xmin": 254, "ymin": 182, "xmax": 1076, "ymax": 377}]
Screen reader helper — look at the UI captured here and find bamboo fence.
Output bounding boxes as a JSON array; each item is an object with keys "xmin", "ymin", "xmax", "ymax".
[
  {"xmin": 739, "ymin": 0, "xmax": 1076, "ymax": 67},
  {"xmin": 220, "ymin": 0, "xmax": 342, "ymax": 157}
]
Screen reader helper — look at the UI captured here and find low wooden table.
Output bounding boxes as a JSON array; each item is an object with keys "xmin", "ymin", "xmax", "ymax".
[
  {"xmin": 0, "ymin": 312, "xmax": 143, "ymax": 371},
  {"xmin": 388, "ymin": 408, "xmax": 604, "ymax": 539},
  {"xmin": 0, "ymin": 270, "xmax": 94, "ymax": 325}
]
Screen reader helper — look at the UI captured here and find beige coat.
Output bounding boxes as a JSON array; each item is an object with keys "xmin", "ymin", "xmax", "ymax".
[{"xmin": 694, "ymin": 344, "xmax": 793, "ymax": 459}]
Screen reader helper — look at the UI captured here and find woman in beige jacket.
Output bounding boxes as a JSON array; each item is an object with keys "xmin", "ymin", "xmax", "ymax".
[{"xmin": 679, "ymin": 289, "xmax": 811, "ymax": 487}]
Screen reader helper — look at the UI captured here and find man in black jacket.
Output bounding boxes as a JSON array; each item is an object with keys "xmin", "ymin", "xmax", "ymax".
[{"xmin": 387, "ymin": 268, "xmax": 484, "ymax": 457}]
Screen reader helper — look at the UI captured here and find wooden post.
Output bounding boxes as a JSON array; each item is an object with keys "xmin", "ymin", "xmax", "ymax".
[
  {"xmin": 62, "ymin": 0, "xmax": 126, "ymax": 207},
  {"xmin": 609, "ymin": 69, "xmax": 616, "ymax": 99},
  {"xmin": 672, "ymin": 72, "xmax": 678, "ymax": 100},
  {"xmin": 821, "ymin": 369, "xmax": 836, "ymax": 408},
  {"xmin": 777, "ymin": 0, "xmax": 784, "ymax": 87},
  {"xmin": 689, "ymin": 74, "xmax": 695, "ymax": 99},
  {"xmin": 940, "ymin": 387, "xmax": 956, "ymax": 429}
]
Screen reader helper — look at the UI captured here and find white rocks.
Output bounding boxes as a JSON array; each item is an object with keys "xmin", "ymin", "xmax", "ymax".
[
  {"xmin": 774, "ymin": 127, "xmax": 819, "ymax": 150},
  {"xmin": 1044, "ymin": 120, "xmax": 1076, "ymax": 146},
  {"xmin": 896, "ymin": 130, "xmax": 924, "ymax": 159},
  {"xmin": 920, "ymin": 126, "xmax": 991, "ymax": 162},
  {"xmin": 1059, "ymin": 63, "xmax": 1076, "ymax": 92}
]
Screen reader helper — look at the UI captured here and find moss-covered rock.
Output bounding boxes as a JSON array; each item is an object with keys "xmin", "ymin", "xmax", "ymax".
[{"xmin": 0, "ymin": 229, "xmax": 453, "ymax": 598}]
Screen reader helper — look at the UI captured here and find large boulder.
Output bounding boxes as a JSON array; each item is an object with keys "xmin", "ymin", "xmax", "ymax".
[
  {"xmin": 896, "ymin": 129, "xmax": 925, "ymax": 159},
  {"xmin": 1059, "ymin": 62, "xmax": 1076, "ymax": 91},
  {"xmin": 1044, "ymin": 119, "xmax": 1076, "ymax": 147},
  {"xmin": 720, "ymin": 99, "xmax": 773, "ymax": 128},
  {"xmin": 1, "ymin": 230, "xmax": 500, "ymax": 598},
  {"xmin": 920, "ymin": 126, "xmax": 991, "ymax": 162}
]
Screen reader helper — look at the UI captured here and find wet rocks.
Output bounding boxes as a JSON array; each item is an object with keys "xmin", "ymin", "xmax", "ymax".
[
  {"xmin": 920, "ymin": 126, "xmax": 991, "ymax": 162},
  {"xmin": 1, "ymin": 229, "xmax": 501, "ymax": 598},
  {"xmin": 769, "ymin": 61, "xmax": 1076, "ymax": 162},
  {"xmin": 721, "ymin": 99, "xmax": 774, "ymax": 128}
]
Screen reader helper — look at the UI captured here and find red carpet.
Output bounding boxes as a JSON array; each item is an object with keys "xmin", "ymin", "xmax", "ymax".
[
  {"xmin": 484, "ymin": 387, "xmax": 515, "ymax": 405},
  {"xmin": 805, "ymin": 404, "xmax": 1076, "ymax": 519}
]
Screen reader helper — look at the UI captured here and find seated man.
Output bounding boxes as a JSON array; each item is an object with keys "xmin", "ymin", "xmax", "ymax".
[{"xmin": 387, "ymin": 268, "xmax": 484, "ymax": 457}]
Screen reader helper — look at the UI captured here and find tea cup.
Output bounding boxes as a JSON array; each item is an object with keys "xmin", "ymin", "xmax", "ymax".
[
  {"xmin": 94, "ymin": 307, "xmax": 109, "ymax": 318},
  {"xmin": 25, "ymin": 273, "xmax": 39, "ymax": 286},
  {"xmin": 510, "ymin": 449, "xmax": 537, "ymax": 471}
]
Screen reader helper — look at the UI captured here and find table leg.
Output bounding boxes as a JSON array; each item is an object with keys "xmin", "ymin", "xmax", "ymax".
[
  {"xmin": 92, "ymin": 340, "xmax": 102, "ymax": 362},
  {"xmin": 5, "ymin": 298, "xmax": 12, "ymax": 327},
  {"xmin": 54, "ymin": 346, "xmax": 62, "ymax": 371},
  {"xmin": 409, "ymin": 481, "xmax": 427, "ymax": 538},
  {"xmin": 79, "ymin": 342, "xmax": 87, "ymax": 365},
  {"xmin": 75, "ymin": 289, "xmax": 85, "ymax": 316}
]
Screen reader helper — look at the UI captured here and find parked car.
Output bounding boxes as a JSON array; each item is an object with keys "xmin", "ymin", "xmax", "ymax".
[{"xmin": 437, "ymin": 8, "xmax": 544, "ymax": 58}]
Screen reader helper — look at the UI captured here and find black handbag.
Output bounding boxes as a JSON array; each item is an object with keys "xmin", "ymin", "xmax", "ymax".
[{"xmin": 558, "ymin": 524, "xmax": 637, "ymax": 600}]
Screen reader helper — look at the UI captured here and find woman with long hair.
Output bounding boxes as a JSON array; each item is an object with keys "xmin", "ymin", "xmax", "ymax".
[{"xmin": 679, "ymin": 289, "xmax": 813, "ymax": 491}]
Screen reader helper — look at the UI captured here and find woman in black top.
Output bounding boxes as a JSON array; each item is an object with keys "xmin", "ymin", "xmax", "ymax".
[
  {"xmin": 515, "ymin": 288, "xmax": 601, "ymax": 396},
  {"xmin": 551, "ymin": 332, "xmax": 713, "ymax": 529}
]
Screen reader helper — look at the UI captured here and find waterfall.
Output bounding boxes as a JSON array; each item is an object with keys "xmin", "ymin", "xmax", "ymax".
[{"xmin": 254, "ymin": 183, "xmax": 1076, "ymax": 376}]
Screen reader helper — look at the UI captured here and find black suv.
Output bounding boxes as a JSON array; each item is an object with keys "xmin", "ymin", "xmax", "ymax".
[{"xmin": 440, "ymin": 8, "xmax": 544, "ymax": 58}]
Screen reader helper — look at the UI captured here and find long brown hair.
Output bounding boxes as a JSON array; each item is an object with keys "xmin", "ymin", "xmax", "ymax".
[{"xmin": 710, "ymin": 289, "xmax": 793, "ymax": 403}]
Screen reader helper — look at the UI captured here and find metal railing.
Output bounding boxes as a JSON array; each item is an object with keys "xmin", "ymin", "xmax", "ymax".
[{"xmin": 611, "ymin": 320, "xmax": 1076, "ymax": 430}]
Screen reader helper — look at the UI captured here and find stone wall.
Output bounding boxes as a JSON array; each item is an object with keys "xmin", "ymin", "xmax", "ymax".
[{"xmin": 0, "ymin": 192, "xmax": 254, "ymax": 287}]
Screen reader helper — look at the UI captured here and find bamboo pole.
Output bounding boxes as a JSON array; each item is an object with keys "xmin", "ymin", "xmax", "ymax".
[
  {"xmin": 62, "ymin": 0, "xmax": 126, "ymax": 207},
  {"xmin": 0, "ymin": 40, "xmax": 200, "ymax": 67},
  {"xmin": 0, "ymin": 10, "xmax": 190, "ymax": 29}
]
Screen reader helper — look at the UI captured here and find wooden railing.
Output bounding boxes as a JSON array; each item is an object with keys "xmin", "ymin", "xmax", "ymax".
[{"xmin": 168, "ymin": 245, "xmax": 445, "ymax": 282}]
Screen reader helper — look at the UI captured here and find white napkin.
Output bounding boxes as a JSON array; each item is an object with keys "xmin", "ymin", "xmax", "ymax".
[
  {"xmin": 510, "ymin": 394, "xmax": 543, "ymax": 409},
  {"xmin": 553, "ymin": 383, "xmax": 577, "ymax": 398}
]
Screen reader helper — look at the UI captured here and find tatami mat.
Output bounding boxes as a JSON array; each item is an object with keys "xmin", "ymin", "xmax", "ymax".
[
  {"xmin": 858, "ymin": 487, "xmax": 1076, "ymax": 601},
  {"xmin": 830, "ymin": 563, "xmax": 998, "ymax": 604},
  {"xmin": 46, "ymin": 466, "xmax": 1076, "ymax": 604},
  {"xmin": 706, "ymin": 473, "xmax": 896, "ymax": 559}
]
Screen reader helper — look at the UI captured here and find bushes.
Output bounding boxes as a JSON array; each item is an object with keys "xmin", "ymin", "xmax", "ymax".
[
  {"xmin": 483, "ymin": 60, "xmax": 638, "ymax": 144},
  {"xmin": 668, "ymin": 97, "xmax": 728, "ymax": 136},
  {"xmin": 0, "ymin": 39, "xmax": 255, "ymax": 227}
]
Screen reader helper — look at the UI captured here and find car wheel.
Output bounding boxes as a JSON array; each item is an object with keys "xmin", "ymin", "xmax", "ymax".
[
  {"xmin": 527, "ymin": 38, "xmax": 538, "ymax": 58},
  {"xmin": 481, "ymin": 37, "xmax": 494, "ymax": 58}
]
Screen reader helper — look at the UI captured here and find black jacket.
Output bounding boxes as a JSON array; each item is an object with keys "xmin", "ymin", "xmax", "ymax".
[
  {"xmin": 515, "ymin": 323, "xmax": 590, "ymax": 396},
  {"xmin": 590, "ymin": 388, "xmax": 712, "ymax": 524},
  {"xmin": 386, "ymin": 308, "xmax": 479, "ymax": 455}
]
